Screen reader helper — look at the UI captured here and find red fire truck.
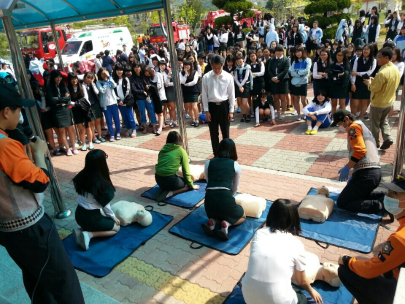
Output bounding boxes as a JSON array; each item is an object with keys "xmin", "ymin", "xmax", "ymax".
[
  {"xmin": 201, "ymin": 9, "xmax": 262, "ymax": 29},
  {"xmin": 149, "ymin": 22, "xmax": 190, "ymax": 43},
  {"xmin": 20, "ymin": 27, "xmax": 68, "ymax": 60}
]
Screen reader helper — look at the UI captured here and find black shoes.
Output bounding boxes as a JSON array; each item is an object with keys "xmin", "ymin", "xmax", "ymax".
[{"xmin": 380, "ymin": 139, "xmax": 394, "ymax": 150}]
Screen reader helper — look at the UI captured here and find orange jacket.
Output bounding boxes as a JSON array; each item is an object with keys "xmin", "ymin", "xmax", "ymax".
[
  {"xmin": 349, "ymin": 217, "xmax": 405, "ymax": 280},
  {"xmin": 347, "ymin": 122, "xmax": 367, "ymax": 162}
]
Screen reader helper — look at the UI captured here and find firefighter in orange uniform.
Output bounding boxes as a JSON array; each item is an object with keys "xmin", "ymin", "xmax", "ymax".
[{"xmin": 337, "ymin": 175, "xmax": 405, "ymax": 304}]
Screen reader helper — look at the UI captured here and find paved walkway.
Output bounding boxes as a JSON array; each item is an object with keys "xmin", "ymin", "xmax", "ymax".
[{"xmin": 3, "ymin": 87, "xmax": 402, "ymax": 303}]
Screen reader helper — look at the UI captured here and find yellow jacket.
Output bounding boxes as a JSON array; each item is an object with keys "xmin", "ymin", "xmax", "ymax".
[{"xmin": 368, "ymin": 61, "xmax": 400, "ymax": 108}]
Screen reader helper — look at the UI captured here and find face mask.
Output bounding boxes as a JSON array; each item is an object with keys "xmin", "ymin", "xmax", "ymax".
[
  {"xmin": 339, "ymin": 126, "xmax": 347, "ymax": 133},
  {"xmin": 384, "ymin": 196, "xmax": 404, "ymax": 216}
]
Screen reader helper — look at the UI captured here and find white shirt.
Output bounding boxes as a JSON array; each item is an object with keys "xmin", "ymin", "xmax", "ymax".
[
  {"xmin": 202, "ymin": 70, "xmax": 235, "ymax": 113},
  {"xmin": 95, "ymin": 58, "xmax": 103, "ymax": 73},
  {"xmin": 219, "ymin": 33, "xmax": 228, "ymax": 44},
  {"xmin": 393, "ymin": 61, "xmax": 405, "ymax": 77},
  {"xmin": 179, "ymin": 70, "xmax": 199, "ymax": 86},
  {"xmin": 213, "ymin": 35, "xmax": 220, "ymax": 47},
  {"xmin": 152, "ymin": 72, "xmax": 166, "ymax": 101},
  {"xmin": 312, "ymin": 61, "xmax": 328, "ymax": 80},
  {"xmin": 117, "ymin": 78, "xmax": 125, "ymax": 101},
  {"xmin": 178, "ymin": 42, "xmax": 186, "ymax": 50},
  {"xmin": 77, "ymin": 193, "xmax": 115, "ymax": 219},
  {"xmin": 351, "ymin": 57, "xmax": 377, "ymax": 84},
  {"xmin": 242, "ymin": 229, "xmax": 307, "ymax": 304},
  {"xmin": 204, "ymin": 160, "xmax": 241, "ymax": 194}
]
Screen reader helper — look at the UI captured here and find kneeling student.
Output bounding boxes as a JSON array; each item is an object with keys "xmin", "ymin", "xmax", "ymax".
[
  {"xmin": 201, "ymin": 139, "xmax": 246, "ymax": 240},
  {"xmin": 73, "ymin": 149, "xmax": 120, "ymax": 251},
  {"xmin": 254, "ymin": 89, "xmax": 276, "ymax": 127},
  {"xmin": 303, "ymin": 89, "xmax": 332, "ymax": 135}
]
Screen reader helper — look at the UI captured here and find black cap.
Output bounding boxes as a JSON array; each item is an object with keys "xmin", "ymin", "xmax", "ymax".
[
  {"xmin": 330, "ymin": 109, "xmax": 352, "ymax": 127},
  {"xmin": 381, "ymin": 174, "xmax": 405, "ymax": 193},
  {"xmin": 0, "ymin": 84, "xmax": 35, "ymax": 108}
]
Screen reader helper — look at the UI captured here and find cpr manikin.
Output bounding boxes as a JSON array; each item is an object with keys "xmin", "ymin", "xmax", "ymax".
[
  {"xmin": 110, "ymin": 201, "xmax": 153, "ymax": 227},
  {"xmin": 291, "ymin": 251, "xmax": 342, "ymax": 287},
  {"xmin": 178, "ymin": 164, "xmax": 206, "ymax": 181},
  {"xmin": 298, "ymin": 186, "xmax": 335, "ymax": 222},
  {"xmin": 235, "ymin": 194, "xmax": 267, "ymax": 218}
]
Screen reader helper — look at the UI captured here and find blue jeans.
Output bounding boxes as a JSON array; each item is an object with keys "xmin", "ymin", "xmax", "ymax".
[
  {"xmin": 207, "ymin": 45, "xmax": 214, "ymax": 52},
  {"xmin": 118, "ymin": 105, "xmax": 137, "ymax": 130},
  {"xmin": 305, "ymin": 107, "xmax": 331, "ymax": 128},
  {"xmin": 137, "ymin": 99, "xmax": 157, "ymax": 124},
  {"xmin": 103, "ymin": 104, "xmax": 121, "ymax": 137}
]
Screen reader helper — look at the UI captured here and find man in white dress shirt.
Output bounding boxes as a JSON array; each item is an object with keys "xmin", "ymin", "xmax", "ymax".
[{"xmin": 202, "ymin": 55, "xmax": 235, "ymax": 156}]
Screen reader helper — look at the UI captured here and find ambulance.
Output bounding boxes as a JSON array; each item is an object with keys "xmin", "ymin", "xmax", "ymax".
[{"xmin": 55, "ymin": 26, "xmax": 133, "ymax": 67}]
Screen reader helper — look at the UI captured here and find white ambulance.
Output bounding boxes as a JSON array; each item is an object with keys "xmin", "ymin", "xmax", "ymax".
[{"xmin": 56, "ymin": 26, "xmax": 134, "ymax": 67}]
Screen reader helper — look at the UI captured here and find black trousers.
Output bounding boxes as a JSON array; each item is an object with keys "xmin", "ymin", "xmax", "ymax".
[
  {"xmin": 208, "ymin": 101, "xmax": 230, "ymax": 156},
  {"xmin": 0, "ymin": 214, "xmax": 84, "ymax": 304},
  {"xmin": 337, "ymin": 167, "xmax": 384, "ymax": 214},
  {"xmin": 338, "ymin": 264, "xmax": 397, "ymax": 304}
]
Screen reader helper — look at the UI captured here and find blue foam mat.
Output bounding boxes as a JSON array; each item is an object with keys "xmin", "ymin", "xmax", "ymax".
[
  {"xmin": 224, "ymin": 278, "xmax": 353, "ymax": 304},
  {"xmin": 63, "ymin": 211, "xmax": 173, "ymax": 277},
  {"xmin": 300, "ymin": 187, "xmax": 382, "ymax": 253},
  {"xmin": 169, "ymin": 201, "xmax": 272, "ymax": 255},
  {"xmin": 141, "ymin": 181, "xmax": 207, "ymax": 208}
]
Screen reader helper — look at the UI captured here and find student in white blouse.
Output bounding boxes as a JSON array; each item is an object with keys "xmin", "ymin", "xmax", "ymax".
[
  {"xmin": 202, "ymin": 55, "xmax": 235, "ymax": 155},
  {"xmin": 392, "ymin": 47, "xmax": 404, "ymax": 101},
  {"xmin": 242, "ymin": 199, "xmax": 323, "ymax": 304}
]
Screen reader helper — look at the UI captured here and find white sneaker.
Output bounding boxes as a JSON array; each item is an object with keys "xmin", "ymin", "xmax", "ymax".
[
  {"xmin": 291, "ymin": 110, "xmax": 298, "ymax": 115},
  {"xmin": 79, "ymin": 231, "xmax": 91, "ymax": 251},
  {"xmin": 279, "ymin": 114, "xmax": 285, "ymax": 120},
  {"xmin": 131, "ymin": 130, "xmax": 136, "ymax": 138},
  {"xmin": 185, "ymin": 114, "xmax": 191, "ymax": 119}
]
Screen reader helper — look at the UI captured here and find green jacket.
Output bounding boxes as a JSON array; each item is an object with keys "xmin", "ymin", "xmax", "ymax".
[{"xmin": 155, "ymin": 144, "xmax": 193, "ymax": 187}]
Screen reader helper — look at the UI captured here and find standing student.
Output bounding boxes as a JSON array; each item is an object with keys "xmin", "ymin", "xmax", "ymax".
[
  {"xmin": 266, "ymin": 45, "xmax": 290, "ymax": 119},
  {"xmin": 312, "ymin": 48, "xmax": 330, "ymax": 97},
  {"xmin": 392, "ymin": 47, "xmax": 405, "ymax": 101},
  {"xmin": 160, "ymin": 61, "xmax": 177, "ymax": 128},
  {"xmin": 249, "ymin": 52, "xmax": 265, "ymax": 108},
  {"xmin": 83, "ymin": 71, "xmax": 105, "ymax": 144},
  {"xmin": 0, "ymin": 84, "xmax": 85, "ymax": 304},
  {"xmin": 303, "ymin": 90, "xmax": 332, "ymax": 135},
  {"xmin": 201, "ymin": 55, "xmax": 235, "ymax": 156},
  {"xmin": 289, "ymin": 47, "xmax": 311, "ymax": 120},
  {"xmin": 201, "ymin": 139, "xmax": 245, "ymax": 240},
  {"xmin": 365, "ymin": 6, "xmax": 379, "ymax": 25},
  {"xmin": 328, "ymin": 49, "xmax": 350, "ymax": 115},
  {"xmin": 67, "ymin": 73, "xmax": 94, "ymax": 151},
  {"xmin": 102, "ymin": 50, "xmax": 114, "ymax": 73},
  {"xmin": 96, "ymin": 67, "xmax": 121, "ymax": 141},
  {"xmin": 266, "ymin": 24, "xmax": 278, "ymax": 47},
  {"xmin": 206, "ymin": 28, "xmax": 214, "ymax": 52},
  {"xmin": 291, "ymin": 25, "xmax": 303, "ymax": 48},
  {"xmin": 219, "ymin": 29, "xmax": 229, "ymax": 58},
  {"xmin": 351, "ymin": 20, "xmax": 365, "ymax": 43},
  {"xmin": 234, "ymin": 25, "xmax": 246, "ymax": 48},
  {"xmin": 308, "ymin": 21, "xmax": 323, "ymax": 56},
  {"xmin": 180, "ymin": 60, "xmax": 200, "ymax": 127},
  {"xmin": 394, "ymin": 26, "xmax": 405, "ymax": 57},
  {"xmin": 131, "ymin": 63, "xmax": 157, "ymax": 134},
  {"xmin": 335, "ymin": 19, "xmax": 349, "ymax": 46},
  {"xmin": 113, "ymin": 63, "xmax": 137, "ymax": 138},
  {"xmin": 45, "ymin": 70, "xmax": 78, "ymax": 156},
  {"xmin": 385, "ymin": 11, "xmax": 400, "ymax": 41},
  {"xmin": 365, "ymin": 16, "xmax": 380, "ymax": 43},
  {"xmin": 350, "ymin": 44, "xmax": 377, "ymax": 119},
  {"xmin": 145, "ymin": 67, "xmax": 165, "ymax": 135},
  {"xmin": 72, "ymin": 149, "xmax": 120, "ymax": 251},
  {"xmin": 234, "ymin": 54, "xmax": 253, "ymax": 123}
]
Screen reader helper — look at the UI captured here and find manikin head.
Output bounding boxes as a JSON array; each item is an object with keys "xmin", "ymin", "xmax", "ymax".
[{"xmin": 320, "ymin": 263, "xmax": 342, "ymax": 287}]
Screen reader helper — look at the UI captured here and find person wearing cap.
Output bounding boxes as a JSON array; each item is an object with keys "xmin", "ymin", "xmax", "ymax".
[
  {"xmin": 338, "ymin": 174, "xmax": 405, "ymax": 304},
  {"xmin": 0, "ymin": 84, "xmax": 84, "ymax": 303},
  {"xmin": 363, "ymin": 47, "xmax": 400, "ymax": 150},
  {"xmin": 331, "ymin": 109, "xmax": 385, "ymax": 215}
]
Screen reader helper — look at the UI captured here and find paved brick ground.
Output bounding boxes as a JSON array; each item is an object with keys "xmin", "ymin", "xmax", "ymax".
[{"xmin": 31, "ymin": 84, "xmax": 404, "ymax": 303}]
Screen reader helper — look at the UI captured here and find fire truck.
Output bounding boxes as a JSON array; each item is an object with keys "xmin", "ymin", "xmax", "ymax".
[
  {"xmin": 149, "ymin": 22, "xmax": 190, "ymax": 43},
  {"xmin": 20, "ymin": 27, "xmax": 68, "ymax": 60},
  {"xmin": 201, "ymin": 9, "xmax": 262, "ymax": 29}
]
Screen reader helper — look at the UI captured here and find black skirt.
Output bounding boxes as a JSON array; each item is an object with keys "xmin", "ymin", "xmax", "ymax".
[
  {"xmin": 290, "ymin": 83, "xmax": 308, "ymax": 96},
  {"xmin": 91, "ymin": 103, "xmax": 103, "ymax": 119},
  {"xmin": 51, "ymin": 105, "xmax": 73, "ymax": 129},
  {"xmin": 165, "ymin": 87, "xmax": 176, "ymax": 103},
  {"xmin": 75, "ymin": 205, "xmax": 115, "ymax": 232},
  {"xmin": 251, "ymin": 78, "xmax": 264, "ymax": 95},
  {"xmin": 329, "ymin": 81, "xmax": 349, "ymax": 99},
  {"xmin": 72, "ymin": 106, "xmax": 90, "ymax": 124},
  {"xmin": 204, "ymin": 189, "xmax": 244, "ymax": 225},
  {"xmin": 40, "ymin": 110, "xmax": 54, "ymax": 130},
  {"xmin": 270, "ymin": 79, "xmax": 289, "ymax": 95},
  {"xmin": 235, "ymin": 82, "xmax": 250, "ymax": 98},
  {"xmin": 155, "ymin": 174, "xmax": 186, "ymax": 191},
  {"xmin": 352, "ymin": 79, "xmax": 371, "ymax": 99}
]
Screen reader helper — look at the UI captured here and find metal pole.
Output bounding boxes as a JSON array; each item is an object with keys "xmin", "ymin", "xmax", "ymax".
[
  {"xmin": 160, "ymin": 6, "xmax": 189, "ymax": 153},
  {"xmin": 393, "ymin": 84, "xmax": 405, "ymax": 178},
  {"xmin": 50, "ymin": 21, "xmax": 65, "ymax": 71},
  {"xmin": 1, "ymin": 15, "xmax": 71, "ymax": 219}
]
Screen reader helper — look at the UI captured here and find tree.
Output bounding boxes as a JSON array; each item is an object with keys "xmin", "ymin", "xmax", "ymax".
[
  {"xmin": 304, "ymin": 0, "xmax": 351, "ymax": 40},
  {"xmin": 177, "ymin": 0, "xmax": 205, "ymax": 31},
  {"xmin": 265, "ymin": 0, "xmax": 274, "ymax": 10},
  {"xmin": 212, "ymin": 0, "xmax": 255, "ymax": 28},
  {"xmin": 0, "ymin": 34, "xmax": 11, "ymax": 58}
]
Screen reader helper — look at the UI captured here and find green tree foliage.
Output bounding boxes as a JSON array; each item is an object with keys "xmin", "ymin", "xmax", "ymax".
[
  {"xmin": 177, "ymin": 0, "xmax": 205, "ymax": 31},
  {"xmin": 304, "ymin": 0, "xmax": 351, "ymax": 40},
  {"xmin": 0, "ymin": 34, "xmax": 11, "ymax": 57},
  {"xmin": 72, "ymin": 16, "xmax": 131, "ymax": 31},
  {"xmin": 212, "ymin": 0, "xmax": 254, "ymax": 27},
  {"xmin": 265, "ymin": 0, "xmax": 274, "ymax": 10}
]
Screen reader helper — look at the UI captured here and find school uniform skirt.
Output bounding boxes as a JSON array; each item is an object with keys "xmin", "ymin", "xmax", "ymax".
[
  {"xmin": 220, "ymin": 43, "xmax": 227, "ymax": 52},
  {"xmin": 75, "ymin": 205, "xmax": 115, "ymax": 232},
  {"xmin": 270, "ymin": 79, "xmax": 289, "ymax": 95},
  {"xmin": 290, "ymin": 83, "xmax": 308, "ymax": 96},
  {"xmin": 329, "ymin": 80, "xmax": 349, "ymax": 99},
  {"xmin": 51, "ymin": 105, "xmax": 73, "ymax": 129},
  {"xmin": 90, "ymin": 103, "xmax": 103, "ymax": 119},
  {"xmin": 251, "ymin": 78, "xmax": 264, "ymax": 96},
  {"xmin": 40, "ymin": 110, "xmax": 54, "ymax": 130},
  {"xmin": 352, "ymin": 79, "xmax": 371, "ymax": 99},
  {"xmin": 165, "ymin": 87, "xmax": 176, "ymax": 103},
  {"xmin": 204, "ymin": 189, "xmax": 244, "ymax": 225},
  {"xmin": 183, "ymin": 94, "xmax": 199, "ymax": 103},
  {"xmin": 72, "ymin": 106, "xmax": 90, "ymax": 124},
  {"xmin": 235, "ymin": 82, "xmax": 250, "ymax": 98}
]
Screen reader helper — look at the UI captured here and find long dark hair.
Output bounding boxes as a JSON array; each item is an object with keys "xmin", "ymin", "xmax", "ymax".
[
  {"xmin": 67, "ymin": 72, "xmax": 84, "ymax": 99},
  {"xmin": 216, "ymin": 138, "xmax": 238, "ymax": 161},
  {"xmin": 49, "ymin": 70, "xmax": 67, "ymax": 96},
  {"xmin": 186, "ymin": 54, "xmax": 199, "ymax": 71},
  {"xmin": 293, "ymin": 47, "xmax": 307, "ymax": 63},
  {"xmin": 112, "ymin": 62, "xmax": 124, "ymax": 82},
  {"xmin": 314, "ymin": 89, "xmax": 329, "ymax": 105},
  {"xmin": 166, "ymin": 131, "xmax": 183, "ymax": 146},
  {"xmin": 361, "ymin": 43, "xmax": 375, "ymax": 61},
  {"xmin": 266, "ymin": 199, "xmax": 301, "ymax": 235},
  {"xmin": 72, "ymin": 149, "xmax": 115, "ymax": 198},
  {"xmin": 182, "ymin": 60, "xmax": 196, "ymax": 82},
  {"xmin": 318, "ymin": 48, "xmax": 331, "ymax": 68}
]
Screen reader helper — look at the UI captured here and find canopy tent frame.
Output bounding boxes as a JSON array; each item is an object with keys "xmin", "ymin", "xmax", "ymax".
[{"xmin": 0, "ymin": 0, "xmax": 188, "ymax": 218}]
